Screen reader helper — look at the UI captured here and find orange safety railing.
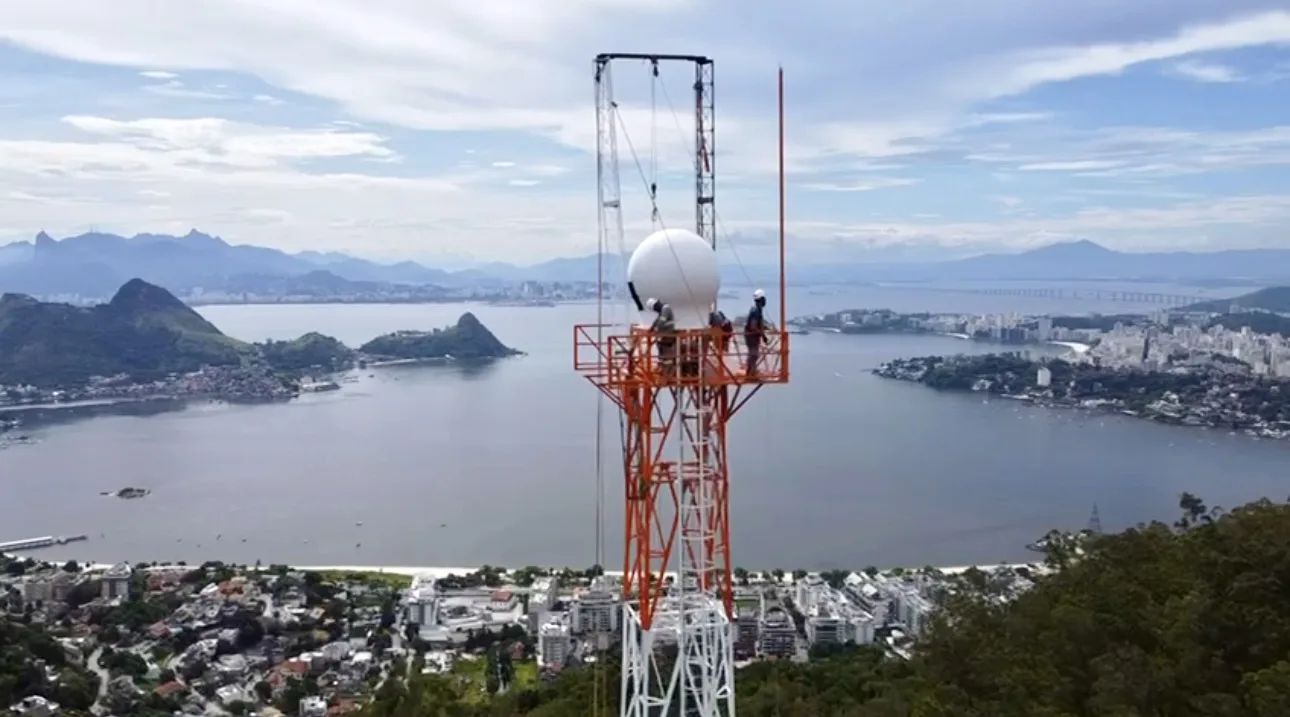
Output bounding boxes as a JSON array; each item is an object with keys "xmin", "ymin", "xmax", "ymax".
[{"xmin": 574, "ymin": 325, "xmax": 789, "ymax": 389}]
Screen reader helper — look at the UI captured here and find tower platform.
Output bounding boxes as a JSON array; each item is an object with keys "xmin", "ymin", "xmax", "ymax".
[{"xmin": 573, "ymin": 325, "xmax": 790, "ymax": 394}]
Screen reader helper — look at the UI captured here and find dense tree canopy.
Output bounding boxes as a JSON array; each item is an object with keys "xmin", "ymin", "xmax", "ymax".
[
  {"xmin": 256, "ymin": 332, "xmax": 356, "ymax": 372},
  {"xmin": 358, "ymin": 494, "xmax": 1290, "ymax": 716}
]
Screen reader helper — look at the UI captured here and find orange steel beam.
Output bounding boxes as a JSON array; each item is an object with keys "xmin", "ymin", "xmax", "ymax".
[{"xmin": 574, "ymin": 325, "xmax": 789, "ymax": 627}]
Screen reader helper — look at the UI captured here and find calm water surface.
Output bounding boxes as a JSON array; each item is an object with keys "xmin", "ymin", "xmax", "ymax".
[{"xmin": 2, "ymin": 283, "xmax": 1282, "ymax": 571}]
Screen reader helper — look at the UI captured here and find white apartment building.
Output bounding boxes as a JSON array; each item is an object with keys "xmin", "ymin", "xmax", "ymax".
[
  {"xmin": 1037, "ymin": 317, "xmax": 1053, "ymax": 342},
  {"xmin": 529, "ymin": 577, "xmax": 556, "ymax": 613},
  {"xmin": 537, "ymin": 614, "xmax": 573, "ymax": 670},
  {"xmin": 572, "ymin": 578, "xmax": 620, "ymax": 635},
  {"xmin": 22, "ymin": 575, "xmax": 53, "ymax": 606},
  {"xmin": 757, "ymin": 605, "xmax": 797, "ymax": 657},
  {"xmin": 794, "ymin": 573, "xmax": 826, "ymax": 611},
  {"xmin": 404, "ymin": 576, "xmax": 441, "ymax": 628},
  {"xmin": 799, "ymin": 580, "xmax": 876, "ymax": 647},
  {"xmin": 897, "ymin": 590, "xmax": 934, "ymax": 637},
  {"xmin": 843, "ymin": 571, "xmax": 937, "ymax": 639},
  {"xmin": 101, "ymin": 562, "xmax": 133, "ymax": 600}
]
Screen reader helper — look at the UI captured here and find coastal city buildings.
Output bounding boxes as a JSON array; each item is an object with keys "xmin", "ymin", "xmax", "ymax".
[
  {"xmin": 796, "ymin": 575, "xmax": 876, "ymax": 646},
  {"xmin": 797, "ymin": 308, "xmax": 1290, "ymax": 376},
  {"xmin": 0, "ymin": 556, "xmax": 1042, "ymax": 716}
]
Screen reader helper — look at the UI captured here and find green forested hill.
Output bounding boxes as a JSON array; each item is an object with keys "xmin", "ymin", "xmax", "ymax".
[
  {"xmin": 0, "ymin": 278, "xmax": 248, "ymax": 387},
  {"xmin": 358, "ymin": 494, "xmax": 1290, "ymax": 717},
  {"xmin": 0, "ymin": 281, "xmax": 519, "ymax": 388},
  {"xmin": 359, "ymin": 312, "xmax": 520, "ymax": 361},
  {"xmin": 1182, "ymin": 286, "xmax": 1290, "ymax": 314}
]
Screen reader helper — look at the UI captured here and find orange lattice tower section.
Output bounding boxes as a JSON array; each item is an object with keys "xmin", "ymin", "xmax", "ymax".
[{"xmin": 575, "ymin": 56, "xmax": 790, "ymax": 717}]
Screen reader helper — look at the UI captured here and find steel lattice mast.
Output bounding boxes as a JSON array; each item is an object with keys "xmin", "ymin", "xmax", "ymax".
[{"xmin": 577, "ymin": 54, "xmax": 789, "ymax": 717}]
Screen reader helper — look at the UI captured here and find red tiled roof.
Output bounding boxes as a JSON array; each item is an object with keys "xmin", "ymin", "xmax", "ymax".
[{"xmin": 153, "ymin": 681, "xmax": 185, "ymax": 697}]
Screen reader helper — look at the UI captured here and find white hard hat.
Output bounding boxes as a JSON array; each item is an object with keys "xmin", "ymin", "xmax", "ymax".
[
  {"xmin": 753, "ymin": 289, "xmax": 766, "ymax": 300},
  {"xmin": 646, "ymin": 297, "xmax": 659, "ymax": 310}
]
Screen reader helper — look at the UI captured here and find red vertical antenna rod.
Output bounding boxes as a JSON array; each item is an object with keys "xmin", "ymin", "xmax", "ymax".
[{"xmin": 777, "ymin": 66, "xmax": 786, "ymax": 332}]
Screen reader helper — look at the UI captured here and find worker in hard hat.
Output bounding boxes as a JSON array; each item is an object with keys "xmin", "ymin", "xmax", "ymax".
[
  {"xmin": 647, "ymin": 298, "xmax": 677, "ymax": 376},
  {"xmin": 744, "ymin": 289, "xmax": 768, "ymax": 377}
]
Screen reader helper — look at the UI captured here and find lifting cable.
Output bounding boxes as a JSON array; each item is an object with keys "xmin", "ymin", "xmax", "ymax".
[
  {"xmin": 613, "ymin": 97, "xmax": 704, "ymax": 318},
  {"xmin": 656, "ymin": 73, "xmax": 759, "ymax": 297},
  {"xmin": 593, "ymin": 62, "xmax": 609, "ymax": 717},
  {"xmin": 650, "ymin": 60, "xmax": 660, "ymax": 230}
]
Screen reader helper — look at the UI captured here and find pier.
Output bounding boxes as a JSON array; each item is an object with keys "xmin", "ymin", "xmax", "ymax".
[{"xmin": 0, "ymin": 534, "xmax": 88, "ymax": 553}]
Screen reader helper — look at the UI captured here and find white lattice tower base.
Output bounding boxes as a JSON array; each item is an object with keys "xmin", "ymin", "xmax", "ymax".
[{"xmin": 621, "ymin": 596, "xmax": 735, "ymax": 717}]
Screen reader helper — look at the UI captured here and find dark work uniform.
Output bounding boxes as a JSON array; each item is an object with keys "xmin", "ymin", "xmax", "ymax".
[
  {"xmin": 710, "ymin": 309, "xmax": 734, "ymax": 353},
  {"xmin": 652, "ymin": 304, "xmax": 677, "ymax": 373},
  {"xmin": 744, "ymin": 303, "xmax": 765, "ymax": 375}
]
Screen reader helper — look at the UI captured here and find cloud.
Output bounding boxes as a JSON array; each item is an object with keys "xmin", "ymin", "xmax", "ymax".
[
  {"xmin": 967, "ymin": 125, "xmax": 1290, "ymax": 178},
  {"xmin": 56, "ymin": 115, "xmax": 399, "ymax": 169},
  {"xmin": 802, "ymin": 178, "xmax": 920, "ymax": 192},
  {"xmin": 983, "ymin": 11, "xmax": 1290, "ymax": 99},
  {"xmin": 143, "ymin": 79, "xmax": 236, "ymax": 101},
  {"xmin": 1170, "ymin": 59, "xmax": 1245, "ymax": 82},
  {"xmin": 1018, "ymin": 160, "xmax": 1128, "ymax": 171},
  {"xmin": 1, "ymin": 3, "xmax": 1290, "ymax": 260},
  {"xmin": 779, "ymin": 194, "xmax": 1290, "ymax": 254}
]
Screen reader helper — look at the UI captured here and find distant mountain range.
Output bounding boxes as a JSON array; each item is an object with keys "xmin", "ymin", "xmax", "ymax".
[
  {"xmin": 466, "ymin": 239, "xmax": 1290, "ymax": 285},
  {"xmin": 3, "ymin": 231, "xmax": 1290, "ymax": 299}
]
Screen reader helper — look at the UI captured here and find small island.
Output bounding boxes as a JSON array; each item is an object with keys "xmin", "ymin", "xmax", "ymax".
[
  {"xmin": 0, "ymin": 279, "xmax": 521, "ymax": 419},
  {"xmin": 359, "ymin": 312, "xmax": 523, "ymax": 363}
]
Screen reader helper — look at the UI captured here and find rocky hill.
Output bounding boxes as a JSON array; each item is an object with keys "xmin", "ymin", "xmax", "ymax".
[
  {"xmin": 0, "ymin": 281, "xmax": 521, "ymax": 389},
  {"xmin": 359, "ymin": 312, "xmax": 520, "ymax": 361},
  {"xmin": 0, "ymin": 279, "xmax": 250, "ymax": 387}
]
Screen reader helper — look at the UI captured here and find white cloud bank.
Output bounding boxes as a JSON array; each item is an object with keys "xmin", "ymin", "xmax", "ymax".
[{"xmin": 0, "ymin": 1, "xmax": 1288, "ymax": 260}]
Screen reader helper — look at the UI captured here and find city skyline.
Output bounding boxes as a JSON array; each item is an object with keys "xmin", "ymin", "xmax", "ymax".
[{"xmin": 0, "ymin": 2, "xmax": 1288, "ymax": 264}]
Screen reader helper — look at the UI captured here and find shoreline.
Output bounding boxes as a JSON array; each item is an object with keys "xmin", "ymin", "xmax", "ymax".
[{"xmin": 940, "ymin": 331, "xmax": 1091, "ymax": 353}]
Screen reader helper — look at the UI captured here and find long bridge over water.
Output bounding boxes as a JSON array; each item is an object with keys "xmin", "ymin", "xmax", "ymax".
[{"xmin": 872, "ymin": 284, "xmax": 1215, "ymax": 307}]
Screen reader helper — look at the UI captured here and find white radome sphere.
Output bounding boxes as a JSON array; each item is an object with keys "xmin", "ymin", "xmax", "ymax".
[{"xmin": 627, "ymin": 228, "xmax": 721, "ymax": 330}]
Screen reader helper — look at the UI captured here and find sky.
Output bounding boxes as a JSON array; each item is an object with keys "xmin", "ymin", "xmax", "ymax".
[{"xmin": 0, "ymin": 1, "xmax": 1288, "ymax": 267}]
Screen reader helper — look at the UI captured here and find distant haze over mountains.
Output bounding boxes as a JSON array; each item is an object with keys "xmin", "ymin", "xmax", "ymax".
[{"xmin": 2, "ymin": 231, "xmax": 1289, "ymax": 299}]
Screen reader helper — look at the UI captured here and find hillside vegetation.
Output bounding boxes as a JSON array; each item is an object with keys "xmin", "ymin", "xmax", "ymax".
[
  {"xmin": 359, "ymin": 312, "xmax": 520, "ymax": 361},
  {"xmin": 257, "ymin": 332, "xmax": 356, "ymax": 372},
  {"xmin": 360, "ymin": 494, "xmax": 1290, "ymax": 716},
  {"xmin": 1182, "ymin": 286, "xmax": 1290, "ymax": 314},
  {"xmin": 0, "ymin": 281, "xmax": 520, "ymax": 388},
  {"xmin": 0, "ymin": 279, "xmax": 248, "ymax": 387}
]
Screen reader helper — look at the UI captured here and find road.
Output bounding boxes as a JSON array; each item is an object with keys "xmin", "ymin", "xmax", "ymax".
[{"xmin": 85, "ymin": 646, "xmax": 110, "ymax": 701}]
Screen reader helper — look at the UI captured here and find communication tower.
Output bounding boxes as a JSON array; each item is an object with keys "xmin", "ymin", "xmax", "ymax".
[{"xmin": 575, "ymin": 54, "xmax": 790, "ymax": 717}]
